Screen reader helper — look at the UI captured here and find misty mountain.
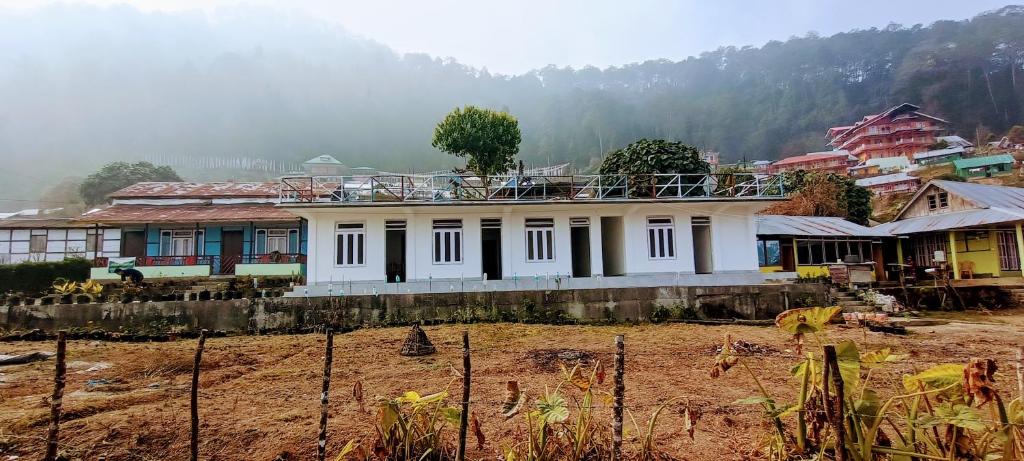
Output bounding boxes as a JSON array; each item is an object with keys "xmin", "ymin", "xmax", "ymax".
[{"xmin": 2, "ymin": 4, "xmax": 1024, "ymax": 208}]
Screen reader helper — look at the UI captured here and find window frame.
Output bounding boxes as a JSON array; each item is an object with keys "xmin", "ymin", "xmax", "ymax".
[
  {"xmin": 335, "ymin": 222, "xmax": 366, "ymax": 267},
  {"xmin": 525, "ymin": 218, "xmax": 555, "ymax": 263},
  {"xmin": 645, "ymin": 216, "xmax": 676, "ymax": 260},
  {"xmin": 432, "ymin": 219, "xmax": 464, "ymax": 265},
  {"xmin": 256, "ymin": 228, "xmax": 299, "ymax": 254},
  {"xmin": 29, "ymin": 234, "xmax": 47, "ymax": 254},
  {"xmin": 756, "ymin": 239, "xmax": 781, "ymax": 267}
]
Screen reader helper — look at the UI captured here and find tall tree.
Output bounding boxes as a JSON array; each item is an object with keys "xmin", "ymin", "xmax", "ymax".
[
  {"xmin": 765, "ymin": 172, "xmax": 872, "ymax": 225},
  {"xmin": 431, "ymin": 106, "xmax": 521, "ymax": 176},
  {"xmin": 79, "ymin": 162, "xmax": 182, "ymax": 206}
]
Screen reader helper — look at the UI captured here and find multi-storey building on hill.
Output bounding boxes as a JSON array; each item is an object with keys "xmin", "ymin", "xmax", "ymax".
[{"xmin": 827, "ymin": 103, "xmax": 948, "ymax": 163}]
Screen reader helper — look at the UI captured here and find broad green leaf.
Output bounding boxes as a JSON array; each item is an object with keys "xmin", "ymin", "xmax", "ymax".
[
  {"xmin": 835, "ymin": 340, "xmax": 860, "ymax": 393},
  {"xmin": 536, "ymin": 393, "xmax": 569, "ymax": 423},
  {"xmin": 855, "ymin": 389, "xmax": 882, "ymax": 426},
  {"xmin": 861, "ymin": 348, "xmax": 907, "ymax": 367},
  {"xmin": 775, "ymin": 306, "xmax": 842, "ymax": 335},
  {"xmin": 379, "ymin": 402, "xmax": 400, "ymax": 432},
  {"xmin": 440, "ymin": 406, "xmax": 462, "ymax": 426},
  {"xmin": 334, "ymin": 440, "xmax": 359, "ymax": 461},
  {"xmin": 903, "ymin": 364, "xmax": 965, "ymax": 394},
  {"xmin": 399, "ymin": 391, "xmax": 421, "ymax": 403},
  {"xmin": 769, "ymin": 404, "xmax": 798, "ymax": 418},
  {"xmin": 918, "ymin": 403, "xmax": 987, "ymax": 432}
]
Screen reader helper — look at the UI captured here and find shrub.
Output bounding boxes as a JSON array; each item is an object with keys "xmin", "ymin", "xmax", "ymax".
[{"xmin": 0, "ymin": 258, "xmax": 92, "ymax": 295}]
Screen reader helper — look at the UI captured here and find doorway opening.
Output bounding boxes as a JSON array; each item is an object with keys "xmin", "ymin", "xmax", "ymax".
[
  {"xmin": 691, "ymin": 216, "xmax": 713, "ymax": 274},
  {"xmin": 121, "ymin": 230, "xmax": 146, "ymax": 258},
  {"xmin": 570, "ymin": 217, "xmax": 591, "ymax": 277},
  {"xmin": 385, "ymin": 220, "xmax": 406, "ymax": 283},
  {"xmin": 480, "ymin": 218, "xmax": 502, "ymax": 280},
  {"xmin": 600, "ymin": 216, "xmax": 625, "ymax": 276},
  {"xmin": 221, "ymin": 230, "xmax": 244, "ymax": 275}
]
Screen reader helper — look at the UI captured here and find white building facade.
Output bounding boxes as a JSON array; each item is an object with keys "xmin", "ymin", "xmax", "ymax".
[{"xmin": 279, "ymin": 173, "xmax": 782, "ymax": 295}]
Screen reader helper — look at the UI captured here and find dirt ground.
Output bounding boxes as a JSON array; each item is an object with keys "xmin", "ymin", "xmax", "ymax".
[{"xmin": 2, "ymin": 310, "xmax": 1023, "ymax": 460}]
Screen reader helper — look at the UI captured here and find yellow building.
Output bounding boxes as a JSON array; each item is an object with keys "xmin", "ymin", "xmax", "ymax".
[
  {"xmin": 756, "ymin": 215, "xmax": 892, "ymax": 281},
  {"xmin": 874, "ymin": 180, "xmax": 1024, "ymax": 280}
]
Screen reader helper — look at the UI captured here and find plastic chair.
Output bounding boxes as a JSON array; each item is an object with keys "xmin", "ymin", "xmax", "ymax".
[{"xmin": 958, "ymin": 261, "xmax": 975, "ymax": 279}]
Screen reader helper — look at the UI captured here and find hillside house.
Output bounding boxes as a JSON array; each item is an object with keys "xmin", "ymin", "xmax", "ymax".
[
  {"xmin": 277, "ymin": 172, "xmax": 785, "ymax": 295},
  {"xmin": 913, "ymin": 146, "xmax": 965, "ymax": 166},
  {"xmin": 0, "ymin": 213, "xmax": 117, "ymax": 264},
  {"xmin": 303, "ymin": 155, "xmax": 347, "ymax": 176},
  {"xmin": 952, "ymin": 154, "xmax": 1015, "ymax": 179},
  {"xmin": 854, "ymin": 172, "xmax": 921, "ymax": 196},
  {"xmin": 848, "ymin": 156, "xmax": 911, "ymax": 178},
  {"xmin": 875, "ymin": 180, "xmax": 1024, "ymax": 280},
  {"xmin": 756, "ymin": 215, "xmax": 892, "ymax": 281},
  {"xmin": 77, "ymin": 182, "xmax": 306, "ymax": 280},
  {"xmin": 769, "ymin": 151, "xmax": 854, "ymax": 175},
  {"xmin": 827, "ymin": 103, "xmax": 948, "ymax": 163}
]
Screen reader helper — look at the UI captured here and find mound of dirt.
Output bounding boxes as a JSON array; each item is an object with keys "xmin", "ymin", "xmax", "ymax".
[{"xmin": 527, "ymin": 348, "xmax": 597, "ymax": 371}]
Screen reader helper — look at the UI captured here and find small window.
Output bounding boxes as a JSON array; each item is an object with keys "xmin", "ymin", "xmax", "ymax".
[
  {"xmin": 938, "ymin": 192, "xmax": 949, "ymax": 208},
  {"xmin": 525, "ymin": 218, "xmax": 555, "ymax": 262},
  {"xmin": 757, "ymin": 240, "xmax": 781, "ymax": 266},
  {"xmin": 646, "ymin": 217, "xmax": 675, "ymax": 259},
  {"xmin": 432, "ymin": 219, "xmax": 463, "ymax": 264},
  {"xmin": 927, "ymin": 194, "xmax": 938, "ymax": 210},
  {"xmin": 29, "ymin": 235, "xmax": 47, "ymax": 253},
  {"xmin": 336, "ymin": 223, "xmax": 365, "ymax": 266},
  {"xmin": 257, "ymin": 228, "xmax": 293, "ymax": 254}
]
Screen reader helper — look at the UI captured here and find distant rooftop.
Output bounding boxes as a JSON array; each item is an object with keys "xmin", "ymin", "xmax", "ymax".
[
  {"xmin": 952, "ymin": 154, "xmax": 1015, "ymax": 170},
  {"xmin": 108, "ymin": 182, "xmax": 280, "ymax": 200},
  {"xmin": 854, "ymin": 172, "xmax": 918, "ymax": 188},
  {"xmin": 772, "ymin": 150, "xmax": 851, "ymax": 167},
  {"xmin": 303, "ymin": 155, "xmax": 344, "ymax": 165}
]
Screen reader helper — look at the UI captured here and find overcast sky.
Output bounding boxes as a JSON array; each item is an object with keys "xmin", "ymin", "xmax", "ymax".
[{"xmin": 2, "ymin": 0, "xmax": 1016, "ymax": 74}]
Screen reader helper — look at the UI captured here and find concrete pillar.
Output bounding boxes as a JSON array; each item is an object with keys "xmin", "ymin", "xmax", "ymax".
[
  {"xmin": 1015, "ymin": 223, "xmax": 1024, "ymax": 278},
  {"xmin": 947, "ymin": 231, "xmax": 960, "ymax": 280}
]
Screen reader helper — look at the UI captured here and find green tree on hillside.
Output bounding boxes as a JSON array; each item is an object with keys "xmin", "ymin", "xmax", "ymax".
[
  {"xmin": 431, "ymin": 106, "xmax": 521, "ymax": 176},
  {"xmin": 79, "ymin": 162, "xmax": 182, "ymax": 206}
]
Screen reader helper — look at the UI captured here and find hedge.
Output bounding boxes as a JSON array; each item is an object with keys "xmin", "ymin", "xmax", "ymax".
[{"xmin": 0, "ymin": 258, "xmax": 92, "ymax": 295}]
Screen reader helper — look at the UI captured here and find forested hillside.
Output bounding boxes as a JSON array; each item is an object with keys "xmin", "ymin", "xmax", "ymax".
[{"xmin": 2, "ymin": 5, "xmax": 1024, "ymax": 205}]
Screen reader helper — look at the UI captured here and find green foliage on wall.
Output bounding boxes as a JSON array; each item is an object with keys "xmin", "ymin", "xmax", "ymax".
[{"xmin": 0, "ymin": 258, "xmax": 92, "ymax": 295}]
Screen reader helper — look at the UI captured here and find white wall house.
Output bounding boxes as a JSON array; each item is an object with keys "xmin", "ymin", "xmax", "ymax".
[
  {"xmin": 279, "ymin": 173, "xmax": 782, "ymax": 295},
  {"xmin": 0, "ymin": 218, "xmax": 119, "ymax": 264}
]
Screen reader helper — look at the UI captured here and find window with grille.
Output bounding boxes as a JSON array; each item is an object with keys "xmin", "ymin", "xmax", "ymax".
[
  {"xmin": 432, "ymin": 219, "xmax": 462, "ymax": 264},
  {"xmin": 336, "ymin": 223, "xmax": 365, "ymax": 266},
  {"xmin": 257, "ymin": 228, "xmax": 299, "ymax": 254},
  {"xmin": 646, "ymin": 217, "xmax": 675, "ymax": 259},
  {"xmin": 159, "ymin": 230, "xmax": 204, "ymax": 256},
  {"xmin": 525, "ymin": 218, "xmax": 555, "ymax": 262}
]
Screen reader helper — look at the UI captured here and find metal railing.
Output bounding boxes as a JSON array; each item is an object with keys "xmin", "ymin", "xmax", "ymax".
[{"xmin": 279, "ymin": 173, "xmax": 785, "ymax": 204}]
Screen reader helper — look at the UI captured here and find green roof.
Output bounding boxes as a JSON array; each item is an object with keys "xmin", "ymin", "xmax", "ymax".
[
  {"xmin": 303, "ymin": 154, "xmax": 343, "ymax": 165},
  {"xmin": 952, "ymin": 154, "xmax": 1015, "ymax": 170}
]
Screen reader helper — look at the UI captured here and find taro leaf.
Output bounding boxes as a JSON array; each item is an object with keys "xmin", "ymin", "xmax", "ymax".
[
  {"xmin": 964, "ymin": 358, "xmax": 998, "ymax": 405},
  {"xmin": 918, "ymin": 403, "xmax": 988, "ymax": 432},
  {"xmin": 775, "ymin": 306, "xmax": 842, "ymax": 335},
  {"xmin": 855, "ymin": 389, "xmax": 882, "ymax": 426},
  {"xmin": 440, "ymin": 406, "xmax": 462, "ymax": 426},
  {"xmin": 536, "ymin": 393, "xmax": 569, "ymax": 423},
  {"xmin": 334, "ymin": 440, "xmax": 359, "ymax": 461},
  {"xmin": 399, "ymin": 391, "xmax": 421, "ymax": 403},
  {"xmin": 561, "ymin": 363, "xmax": 591, "ymax": 391},
  {"xmin": 378, "ymin": 402, "xmax": 400, "ymax": 432},
  {"xmin": 733, "ymin": 396, "xmax": 774, "ymax": 406},
  {"xmin": 768, "ymin": 404, "xmax": 798, "ymax": 418},
  {"xmin": 682, "ymin": 406, "xmax": 701, "ymax": 440},
  {"xmin": 903, "ymin": 364, "xmax": 965, "ymax": 394},
  {"xmin": 835, "ymin": 340, "xmax": 860, "ymax": 393},
  {"xmin": 471, "ymin": 412, "xmax": 485, "ymax": 449},
  {"xmin": 410, "ymin": 391, "xmax": 448, "ymax": 409},
  {"xmin": 861, "ymin": 348, "xmax": 907, "ymax": 367},
  {"xmin": 501, "ymin": 381, "xmax": 527, "ymax": 419}
]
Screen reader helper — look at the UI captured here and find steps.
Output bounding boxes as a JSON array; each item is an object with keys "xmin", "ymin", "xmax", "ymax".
[
  {"xmin": 1005, "ymin": 288, "xmax": 1024, "ymax": 307},
  {"xmin": 834, "ymin": 290, "xmax": 874, "ymax": 313}
]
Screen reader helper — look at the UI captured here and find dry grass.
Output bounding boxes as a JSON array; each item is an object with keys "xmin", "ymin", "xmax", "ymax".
[{"xmin": 1, "ymin": 311, "xmax": 1023, "ymax": 460}]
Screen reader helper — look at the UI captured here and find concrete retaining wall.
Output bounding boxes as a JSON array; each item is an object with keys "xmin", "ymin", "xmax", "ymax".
[{"xmin": 1, "ymin": 283, "xmax": 827, "ymax": 333}]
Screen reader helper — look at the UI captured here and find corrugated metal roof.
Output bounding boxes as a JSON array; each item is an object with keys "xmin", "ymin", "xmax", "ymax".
[
  {"xmin": 772, "ymin": 150, "xmax": 850, "ymax": 166},
  {"xmin": 930, "ymin": 180, "xmax": 1024, "ymax": 210},
  {"xmin": 952, "ymin": 154, "xmax": 1015, "ymax": 170},
  {"xmin": 874, "ymin": 208, "xmax": 1024, "ymax": 235},
  {"xmin": 0, "ymin": 217, "xmax": 98, "ymax": 229},
  {"xmin": 913, "ymin": 146, "xmax": 964, "ymax": 160},
  {"xmin": 756, "ymin": 215, "xmax": 891, "ymax": 237},
  {"xmin": 76, "ymin": 204, "xmax": 298, "ymax": 224},
  {"xmin": 108, "ymin": 182, "xmax": 281, "ymax": 199},
  {"xmin": 854, "ymin": 172, "xmax": 919, "ymax": 188},
  {"xmin": 303, "ymin": 155, "xmax": 343, "ymax": 165}
]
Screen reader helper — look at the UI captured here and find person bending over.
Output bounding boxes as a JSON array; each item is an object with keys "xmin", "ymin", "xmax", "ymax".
[{"xmin": 114, "ymin": 267, "xmax": 145, "ymax": 286}]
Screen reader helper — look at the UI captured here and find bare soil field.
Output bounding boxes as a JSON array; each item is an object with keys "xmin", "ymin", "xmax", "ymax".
[{"xmin": 2, "ymin": 310, "xmax": 1023, "ymax": 460}]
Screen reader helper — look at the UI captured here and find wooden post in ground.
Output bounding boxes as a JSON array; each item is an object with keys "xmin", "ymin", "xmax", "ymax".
[
  {"xmin": 318, "ymin": 328, "xmax": 334, "ymax": 461},
  {"xmin": 822, "ymin": 345, "xmax": 847, "ymax": 461},
  {"xmin": 456, "ymin": 331, "xmax": 471, "ymax": 461},
  {"xmin": 43, "ymin": 330, "xmax": 67, "ymax": 461},
  {"xmin": 1016, "ymin": 346, "xmax": 1023, "ymax": 403},
  {"xmin": 190, "ymin": 329, "xmax": 208, "ymax": 461},
  {"xmin": 612, "ymin": 334, "xmax": 625, "ymax": 461}
]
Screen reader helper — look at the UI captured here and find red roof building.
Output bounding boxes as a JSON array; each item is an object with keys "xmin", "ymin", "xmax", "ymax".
[
  {"xmin": 827, "ymin": 103, "xmax": 948, "ymax": 163},
  {"xmin": 768, "ymin": 151, "xmax": 853, "ymax": 175}
]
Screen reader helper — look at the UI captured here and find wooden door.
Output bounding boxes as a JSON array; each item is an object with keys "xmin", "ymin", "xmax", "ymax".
[
  {"xmin": 122, "ymin": 231, "xmax": 146, "ymax": 258},
  {"xmin": 220, "ymin": 230, "xmax": 244, "ymax": 274}
]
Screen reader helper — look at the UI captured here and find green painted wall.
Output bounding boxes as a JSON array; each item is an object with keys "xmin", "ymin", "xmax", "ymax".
[
  {"xmin": 234, "ymin": 263, "xmax": 305, "ymax": 277},
  {"xmin": 90, "ymin": 265, "xmax": 212, "ymax": 280}
]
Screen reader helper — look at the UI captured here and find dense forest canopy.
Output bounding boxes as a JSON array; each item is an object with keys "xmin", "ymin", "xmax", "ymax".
[{"xmin": 2, "ymin": 5, "xmax": 1024, "ymax": 208}]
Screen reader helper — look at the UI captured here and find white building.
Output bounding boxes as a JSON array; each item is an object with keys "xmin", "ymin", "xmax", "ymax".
[
  {"xmin": 0, "ymin": 216, "xmax": 119, "ymax": 264},
  {"xmin": 279, "ymin": 173, "xmax": 783, "ymax": 295}
]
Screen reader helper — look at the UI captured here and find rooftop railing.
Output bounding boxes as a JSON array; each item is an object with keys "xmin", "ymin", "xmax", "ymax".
[{"xmin": 279, "ymin": 173, "xmax": 785, "ymax": 204}]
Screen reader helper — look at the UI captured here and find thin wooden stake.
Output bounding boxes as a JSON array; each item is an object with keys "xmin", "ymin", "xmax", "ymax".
[
  {"xmin": 318, "ymin": 328, "xmax": 334, "ymax": 461},
  {"xmin": 43, "ymin": 330, "xmax": 67, "ymax": 461},
  {"xmin": 612, "ymin": 334, "xmax": 625, "ymax": 461},
  {"xmin": 1016, "ymin": 346, "xmax": 1023, "ymax": 404},
  {"xmin": 456, "ymin": 331, "xmax": 471, "ymax": 461},
  {"xmin": 190, "ymin": 329, "xmax": 207, "ymax": 461},
  {"xmin": 822, "ymin": 345, "xmax": 847, "ymax": 461}
]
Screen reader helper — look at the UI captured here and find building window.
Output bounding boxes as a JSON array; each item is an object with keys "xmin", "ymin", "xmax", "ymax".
[
  {"xmin": 757, "ymin": 239, "xmax": 781, "ymax": 266},
  {"xmin": 256, "ymin": 228, "xmax": 299, "ymax": 254},
  {"xmin": 927, "ymin": 192, "xmax": 949, "ymax": 210},
  {"xmin": 938, "ymin": 192, "xmax": 949, "ymax": 208},
  {"xmin": 85, "ymin": 229, "xmax": 100, "ymax": 253},
  {"xmin": 29, "ymin": 234, "xmax": 47, "ymax": 253},
  {"xmin": 956, "ymin": 230, "xmax": 990, "ymax": 252},
  {"xmin": 525, "ymin": 218, "xmax": 555, "ymax": 262},
  {"xmin": 160, "ymin": 229, "xmax": 204, "ymax": 256},
  {"xmin": 797, "ymin": 238, "xmax": 872, "ymax": 265},
  {"xmin": 336, "ymin": 223, "xmax": 365, "ymax": 266},
  {"xmin": 432, "ymin": 219, "xmax": 463, "ymax": 264},
  {"xmin": 646, "ymin": 217, "xmax": 675, "ymax": 259}
]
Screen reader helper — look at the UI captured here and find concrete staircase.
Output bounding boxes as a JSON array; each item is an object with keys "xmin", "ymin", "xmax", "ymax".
[{"xmin": 835, "ymin": 290, "xmax": 874, "ymax": 313}]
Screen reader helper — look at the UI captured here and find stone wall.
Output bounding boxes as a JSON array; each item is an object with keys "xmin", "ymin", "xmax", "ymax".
[{"xmin": 1, "ymin": 283, "xmax": 827, "ymax": 333}]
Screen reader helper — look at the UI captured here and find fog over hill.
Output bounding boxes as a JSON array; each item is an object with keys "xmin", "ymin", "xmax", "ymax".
[{"xmin": 1, "ymin": 4, "xmax": 1024, "ymax": 208}]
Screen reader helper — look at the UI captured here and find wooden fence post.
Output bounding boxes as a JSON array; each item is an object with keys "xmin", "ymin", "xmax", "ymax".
[
  {"xmin": 456, "ymin": 331, "xmax": 471, "ymax": 461},
  {"xmin": 822, "ymin": 345, "xmax": 847, "ymax": 461},
  {"xmin": 43, "ymin": 330, "xmax": 67, "ymax": 461},
  {"xmin": 318, "ymin": 328, "xmax": 334, "ymax": 461},
  {"xmin": 1016, "ymin": 346, "xmax": 1023, "ymax": 404},
  {"xmin": 612, "ymin": 334, "xmax": 624, "ymax": 461},
  {"xmin": 190, "ymin": 329, "xmax": 207, "ymax": 461}
]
